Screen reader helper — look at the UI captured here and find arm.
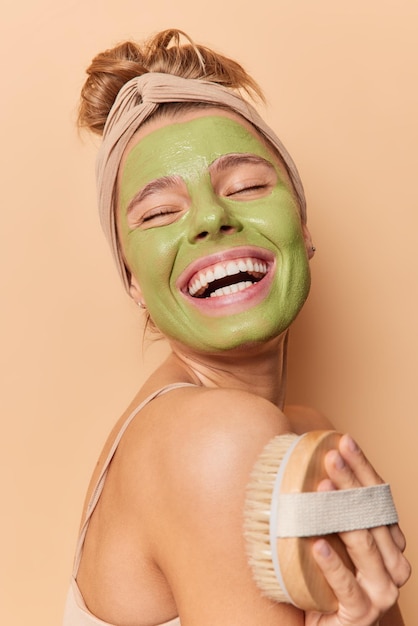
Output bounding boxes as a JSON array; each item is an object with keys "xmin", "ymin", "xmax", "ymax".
[{"xmin": 142, "ymin": 387, "xmax": 305, "ymax": 626}]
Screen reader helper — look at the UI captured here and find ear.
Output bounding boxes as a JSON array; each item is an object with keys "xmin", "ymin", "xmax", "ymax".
[
  {"xmin": 129, "ymin": 274, "xmax": 146, "ymax": 307},
  {"xmin": 302, "ymin": 224, "xmax": 315, "ymax": 260}
]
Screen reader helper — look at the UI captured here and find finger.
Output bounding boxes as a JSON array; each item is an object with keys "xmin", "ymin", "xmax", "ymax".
[
  {"xmin": 324, "ymin": 447, "xmax": 409, "ymax": 587},
  {"xmin": 373, "ymin": 522, "xmax": 407, "ymax": 558},
  {"xmin": 323, "ymin": 449, "xmax": 362, "ymax": 490},
  {"xmin": 337, "ymin": 435, "xmax": 407, "ymax": 553},
  {"xmin": 338, "ymin": 434, "xmax": 383, "ymax": 485},
  {"xmin": 369, "ymin": 526, "xmax": 412, "ymax": 588},
  {"xmin": 337, "ymin": 528, "xmax": 400, "ymax": 611},
  {"xmin": 316, "ymin": 477, "xmax": 336, "ymax": 492},
  {"xmin": 388, "ymin": 523, "xmax": 407, "ymax": 552},
  {"xmin": 312, "ymin": 538, "xmax": 375, "ymax": 621}
]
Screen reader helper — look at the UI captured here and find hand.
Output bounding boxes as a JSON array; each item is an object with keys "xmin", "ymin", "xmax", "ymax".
[{"xmin": 305, "ymin": 434, "xmax": 411, "ymax": 626}]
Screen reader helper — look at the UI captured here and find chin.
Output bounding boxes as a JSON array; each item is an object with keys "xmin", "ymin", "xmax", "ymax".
[{"xmin": 170, "ymin": 324, "xmax": 290, "ymax": 356}]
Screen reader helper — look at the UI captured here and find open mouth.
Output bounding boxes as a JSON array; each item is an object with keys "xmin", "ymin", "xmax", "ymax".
[{"xmin": 187, "ymin": 257, "xmax": 268, "ymax": 299}]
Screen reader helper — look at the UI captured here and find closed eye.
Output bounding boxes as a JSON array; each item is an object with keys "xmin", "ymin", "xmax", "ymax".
[
  {"xmin": 140, "ymin": 206, "xmax": 183, "ymax": 224},
  {"xmin": 126, "ymin": 176, "xmax": 189, "ymax": 229},
  {"xmin": 210, "ymin": 154, "xmax": 278, "ymax": 201},
  {"xmin": 225, "ymin": 183, "xmax": 271, "ymax": 197},
  {"xmin": 130, "ymin": 204, "xmax": 186, "ymax": 229}
]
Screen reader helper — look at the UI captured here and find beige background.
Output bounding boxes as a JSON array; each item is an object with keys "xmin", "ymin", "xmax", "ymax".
[{"xmin": 1, "ymin": 0, "xmax": 417, "ymax": 623}]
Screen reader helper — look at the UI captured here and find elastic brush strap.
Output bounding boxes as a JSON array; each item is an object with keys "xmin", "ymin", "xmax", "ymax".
[{"xmin": 276, "ymin": 484, "xmax": 398, "ymax": 538}]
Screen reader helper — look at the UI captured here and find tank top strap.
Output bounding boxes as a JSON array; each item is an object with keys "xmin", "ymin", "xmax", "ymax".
[{"xmin": 72, "ymin": 382, "xmax": 198, "ymax": 576}]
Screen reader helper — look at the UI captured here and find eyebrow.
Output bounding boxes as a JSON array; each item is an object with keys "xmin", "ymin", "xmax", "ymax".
[
  {"xmin": 209, "ymin": 153, "xmax": 276, "ymax": 174},
  {"xmin": 126, "ymin": 175, "xmax": 182, "ymax": 213},
  {"xmin": 126, "ymin": 154, "xmax": 275, "ymax": 213}
]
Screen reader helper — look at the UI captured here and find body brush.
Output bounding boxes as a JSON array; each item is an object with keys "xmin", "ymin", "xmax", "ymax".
[{"xmin": 243, "ymin": 430, "xmax": 398, "ymax": 611}]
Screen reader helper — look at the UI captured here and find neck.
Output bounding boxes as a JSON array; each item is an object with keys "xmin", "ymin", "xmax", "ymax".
[{"xmin": 167, "ymin": 332, "xmax": 289, "ymax": 408}]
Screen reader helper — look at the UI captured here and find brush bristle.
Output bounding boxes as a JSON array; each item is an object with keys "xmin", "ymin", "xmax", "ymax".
[{"xmin": 243, "ymin": 433, "xmax": 298, "ymax": 603}]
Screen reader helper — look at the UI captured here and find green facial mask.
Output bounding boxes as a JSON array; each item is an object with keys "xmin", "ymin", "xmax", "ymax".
[{"xmin": 119, "ymin": 114, "xmax": 310, "ymax": 353}]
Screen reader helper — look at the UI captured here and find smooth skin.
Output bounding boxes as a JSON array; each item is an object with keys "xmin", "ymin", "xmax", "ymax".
[{"xmin": 77, "ymin": 109, "xmax": 410, "ymax": 626}]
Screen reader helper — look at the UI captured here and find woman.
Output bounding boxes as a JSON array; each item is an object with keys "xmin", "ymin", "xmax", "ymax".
[{"xmin": 64, "ymin": 29, "xmax": 410, "ymax": 626}]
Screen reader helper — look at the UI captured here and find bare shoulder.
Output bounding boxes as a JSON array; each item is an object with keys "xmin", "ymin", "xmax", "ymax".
[
  {"xmin": 284, "ymin": 403, "xmax": 335, "ymax": 434},
  {"xmin": 118, "ymin": 386, "xmax": 303, "ymax": 624},
  {"xmin": 123, "ymin": 386, "xmax": 293, "ymax": 505}
]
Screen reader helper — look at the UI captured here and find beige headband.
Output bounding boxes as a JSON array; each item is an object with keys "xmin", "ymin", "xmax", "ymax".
[{"xmin": 96, "ymin": 72, "xmax": 306, "ymax": 291}]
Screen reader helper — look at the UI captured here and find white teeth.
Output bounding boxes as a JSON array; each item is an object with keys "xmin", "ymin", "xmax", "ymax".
[
  {"xmin": 188, "ymin": 256, "xmax": 269, "ymax": 297},
  {"xmin": 214, "ymin": 265, "xmax": 227, "ymax": 280},
  {"xmin": 206, "ymin": 269, "xmax": 214, "ymax": 283},
  {"xmin": 209, "ymin": 281, "xmax": 254, "ymax": 298},
  {"xmin": 198, "ymin": 272, "xmax": 208, "ymax": 288},
  {"xmin": 226, "ymin": 261, "xmax": 240, "ymax": 276}
]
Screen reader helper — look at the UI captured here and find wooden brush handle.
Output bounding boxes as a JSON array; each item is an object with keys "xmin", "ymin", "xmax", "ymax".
[
  {"xmin": 277, "ymin": 430, "xmax": 354, "ymax": 611},
  {"xmin": 245, "ymin": 430, "xmax": 397, "ymax": 611}
]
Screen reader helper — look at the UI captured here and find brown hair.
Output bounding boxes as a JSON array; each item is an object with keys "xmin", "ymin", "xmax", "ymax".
[{"xmin": 78, "ymin": 29, "xmax": 264, "ymax": 135}]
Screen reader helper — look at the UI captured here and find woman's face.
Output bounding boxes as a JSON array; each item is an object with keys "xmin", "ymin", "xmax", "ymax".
[{"xmin": 118, "ymin": 109, "xmax": 312, "ymax": 353}]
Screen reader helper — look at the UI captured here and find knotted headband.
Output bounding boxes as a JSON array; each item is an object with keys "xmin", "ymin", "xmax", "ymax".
[{"xmin": 96, "ymin": 72, "xmax": 307, "ymax": 291}]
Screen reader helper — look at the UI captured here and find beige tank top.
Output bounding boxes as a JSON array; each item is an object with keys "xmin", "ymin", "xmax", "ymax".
[{"xmin": 63, "ymin": 383, "xmax": 197, "ymax": 626}]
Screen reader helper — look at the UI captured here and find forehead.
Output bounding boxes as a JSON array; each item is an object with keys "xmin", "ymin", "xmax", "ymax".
[{"xmin": 119, "ymin": 111, "xmax": 281, "ymax": 204}]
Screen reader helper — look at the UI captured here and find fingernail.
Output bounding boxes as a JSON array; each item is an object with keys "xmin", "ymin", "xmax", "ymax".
[
  {"xmin": 345, "ymin": 434, "xmax": 359, "ymax": 453},
  {"xmin": 315, "ymin": 539, "xmax": 331, "ymax": 558}
]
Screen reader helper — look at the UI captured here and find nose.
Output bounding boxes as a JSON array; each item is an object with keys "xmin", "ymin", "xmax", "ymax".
[{"xmin": 187, "ymin": 195, "xmax": 241, "ymax": 243}]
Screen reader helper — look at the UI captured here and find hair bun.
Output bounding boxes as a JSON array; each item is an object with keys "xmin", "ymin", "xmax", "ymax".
[{"xmin": 78, "ymin": 29, "xmax": 263, "ymax": 135}]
